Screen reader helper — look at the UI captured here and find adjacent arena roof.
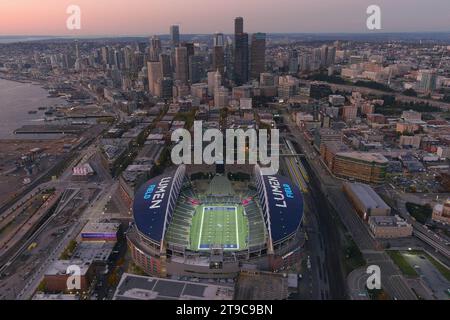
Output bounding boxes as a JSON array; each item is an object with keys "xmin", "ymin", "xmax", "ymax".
[{"xmin": 133, "ymin": 165, "xmax": 185, "ymax": 244}]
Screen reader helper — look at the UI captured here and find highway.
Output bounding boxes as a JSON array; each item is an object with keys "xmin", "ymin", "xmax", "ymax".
[
  {"xmin": 299, "ymin": 79, "xmax": 450, "ymax": 110},
  {"xmin": 281, "ymin": 135, "xmax": 347, "ymax": 299}
]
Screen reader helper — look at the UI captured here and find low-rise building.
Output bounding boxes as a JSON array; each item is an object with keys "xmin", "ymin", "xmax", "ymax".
[
  {"xmin": 113, "ymin": 273, "xmax": 234, "ymax": 300},
  {"xmin": 80, "ymin": 222, "xmax": 120, "ymax": 243},
  {"xmin": 333, "ymin": 152, "xmax": 388, "ymax": 184},
  {"xmin": 368, "ymin": 215, "xmax": 413, "ymax": 238},
  {"xmin": 343, "ymin": 182, "xmax": 391, "ymax": 219},
  {"xmin": 43, "ymin": 260, "xmax": 94, "ymax": 293},
  {"xmin": 432, "ymin": 200, "xmax": 450, "ymax": 225}
]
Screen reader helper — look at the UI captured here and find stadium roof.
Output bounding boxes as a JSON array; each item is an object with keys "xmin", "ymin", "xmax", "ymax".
[
  {"xmin": 257, "ymin": 171, "xmax": 304, "ymax": 243},
  {"xmin": 133, "ymin": 166, "xmax": 185, "ymax": 243}
]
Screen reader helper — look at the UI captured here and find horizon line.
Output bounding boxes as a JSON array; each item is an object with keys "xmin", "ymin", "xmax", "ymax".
[{"xmin": 1, "ymin": 31, "xmax": 450, "ymax": 38}]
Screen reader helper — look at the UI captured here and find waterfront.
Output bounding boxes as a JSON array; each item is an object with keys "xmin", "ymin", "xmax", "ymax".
[{"xmin": 0, "ymin": 78, "xmax": 65, "ymax": 139}]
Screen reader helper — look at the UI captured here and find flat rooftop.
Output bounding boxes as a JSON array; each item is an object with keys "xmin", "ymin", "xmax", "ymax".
[
  {"xmin": 71, "ymin": 242, "xmax": 115, "ymax": 262},
  {"xmin": 369, "ymin": 215, "xmax": 410, "ymax": 228},
  {"xmin": 45, "ymin": 259, "xmax": 91, "ymax": 276},
  {"xmin": 80, "ymin": 222, "xmax": 120, "ymax": 235},
  {"xmin": 33, "ymin": 294, "xmax": 80, "ymax": 300},
  {"xmin": 337, "ymin": 152, "xmax": 389, "ymax": 164},
  {"xmin": 113, "ymin": 273, "xmax": 234, "ymax": 300},
  {"xmin": 345, "ymin": 182, "xmax": 390, "ymax": 211}
]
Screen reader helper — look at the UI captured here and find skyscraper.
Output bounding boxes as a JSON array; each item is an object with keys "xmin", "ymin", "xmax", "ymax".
[
  {"xmin": 181, "ymin": 42, "xmax": 195, "ymax": 80},
  {"xmin": 182, "ymin": 42, "xmax": 195, "ymax": 58},
  {"xmin": 288, "ymin": 50, "xmax": 299, "ymax": 74},
  {"xmin": 149, "ymin": 36, "xmax": 162, "ymax": 62},
  {"xmin": 207, "ymin": 70, "xmax": 221, "ymax": 97},
  {"xmin": 212, "ymin": 46, "xmax": 225, "ymax": 75},
  {"xmin": 233, "ymin": 17, "xmax": 249, "ymax": 85},
  {"xmin": 327, "ymin": 46, "xmax": 336, "ymax": 67},
  {"xmin": 175, "ymin": 46, "xmax": 188, "ymax": 84},
  {"xmin": 147, "ymin": 61, "xmax": 162, "ymax": 96},
  {"xmin": 159, "ymin": 53, "xmax": 172, "ymax": 78},
  {"xmin": 189, "ymin": 55, "xmax": 206, "ymax": 84},
  {"xmin": 250, "ymin": 32, "xmax": 266, "ymax": 80},
  {"xmin": 234, "ymin": 17, "xmax": 244, "ymax": 34},
  {"xmin": 101, "ymin": 46, "xmax": 109, "ymax": 65},
  {"xmin": 170, "ymin": 25, "xmax": 180, "ymax": 48},
  {"xmin": 320, "ymin": 45, "xmax": 329, "ymax": 67},
  {"xmin": 113, "ymin": 49, "xmax": 123, "ymax": 69},
  {"xmin": 213, "ymin": 33, "xmax": 224, "ymax": 47},
  {"xmin": 75, "ymin": 40, "xmax": 80, "ymax": 60},
  {"xmin": 419, "ymin": 70, "xmax": 438, "ymax": 92}
]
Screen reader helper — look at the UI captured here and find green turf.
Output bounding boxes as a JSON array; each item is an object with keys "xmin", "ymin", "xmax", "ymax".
[
  {"xmin": 387, "ymin": 250, "xmax": 419, "ymax": 277},
  {"xmin": 189, "ymin": 205, "xmax": 248, "ymax": 251}
]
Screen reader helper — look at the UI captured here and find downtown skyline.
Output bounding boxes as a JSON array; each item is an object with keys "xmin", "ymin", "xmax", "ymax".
[{"xmin": 1, "ymin": 0, "xmax": 450, "ymax": 36}]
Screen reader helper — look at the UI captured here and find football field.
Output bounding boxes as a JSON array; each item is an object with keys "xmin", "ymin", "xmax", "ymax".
[{"xmin": 190, "ymin": 205, "xmax": 248, "ymax": 251}]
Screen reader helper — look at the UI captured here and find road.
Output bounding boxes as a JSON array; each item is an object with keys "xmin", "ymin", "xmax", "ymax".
[
  {"xmin": 299, "ymin": 79, "xmax": 450, "ymax": 110},
  {"xmin": 282, "ymin": 112, "xmax": 417, "ymax": 300},
  {"xmin": 386, "ymin": 187, "xmax": 450, "ymax": 260},
  {"xmin": 282, "ymin": 135, "xmax": 346, "ymax": 299}
]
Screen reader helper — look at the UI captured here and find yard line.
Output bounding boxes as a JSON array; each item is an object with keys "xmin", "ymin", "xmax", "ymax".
[
  {"xmin": 235, "ymin": 206, "xmax": 239, "ymax": 250},
  {"xmin": 198, "ymin": 206, "xmax": 205, "ymax": 250}
]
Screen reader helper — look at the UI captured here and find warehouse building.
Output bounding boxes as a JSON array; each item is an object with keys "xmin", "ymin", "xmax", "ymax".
[{"xmin": 343, "ymin": 182, "xmax": 391, "ymax": 220}]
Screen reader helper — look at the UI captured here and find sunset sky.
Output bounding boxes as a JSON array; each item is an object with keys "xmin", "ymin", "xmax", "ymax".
[{"xmin": 1, "ymin": 0, "xmax": 449, "ymax": 36}]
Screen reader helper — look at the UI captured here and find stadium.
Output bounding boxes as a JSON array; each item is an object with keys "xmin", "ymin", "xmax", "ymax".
[{"xmin": 127, "ymin": 164, "xmax": 305, "ymax": 279}]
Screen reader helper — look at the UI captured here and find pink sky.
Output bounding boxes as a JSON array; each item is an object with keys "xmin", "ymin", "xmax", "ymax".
[{"xmin": 1, "ymin": 0, "xmax": 449, "ymax": 35}]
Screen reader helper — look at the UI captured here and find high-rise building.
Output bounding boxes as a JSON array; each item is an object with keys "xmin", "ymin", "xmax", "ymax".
[
  {"xmin": 175, "ymin": 46, "xmax": 189, "ymax": 84},
  {"xmin": 159, "ymin": 53, "xmax": 172, "ymax": 78},
  {"xmin": 327, "ymin": 46, "xmax": 336, "ymax": 67},
  {"xmin": 113, "ymin": 50, "xmax": 123, "ymax": 69},
  {"xmin": 250, "ymin": 33, "xmax": 266, "ymax": 80},
  {"xmin": 419, "ymin": 70, "xmax": 437, "ymax": 92},
  {"xmin": 207, "ymin": 70, "xmax": 221, "ymax": 97},
  {"xmin": 213, "ymin": 33, "xmax": 224, "ymax": 47},
  {"xmin": 320, "ymin": 45, "xmax": 328, "ymax": 67},
  {"xmin": 170, "ymin": 25, "xmax": 180, "ymax": 48},
  {"xmin": 182, "ymin": 42, "xmax": 195, "ymax": 58},
  {"xmin": 312, "ymin": 48, "xmax": 322, "ymax": 70},
  {"xmin": 233, "ymin": 17, "xmax": 249, "ymax": 85},
  {"xmin": 212, "ymin": 46, "xmax": 225, "ymax": 75},
  {"xmin": 149, "ymin": 36, "xmax": 162, "ymax": 62},
  {"xmin": 182, "ymin": 42, "xmax": 195, "ymax": 80},
  {"xmin": 147, "ymin": 61, "xmax": 162, "ymax": 96},
  {"xmin": 224, "ymin": 38, "xmax": 233, "ymax": 80},
  {"xmin": 235, "ymin": 17, "xmax": 244, "ymax": 34},
  {"xmin": 299, "ymin": 53, "xmax": 312, "ymax": 72},
  {"xmin": 288, "ymin": 50, "xmax": 299, "ymax": 75},
  {"xmin": 214, "ymin": 86, "xmax": 229, "ymax": 108},
  {"xmin": 75, "ymin": 40, "xmax": 80, "ymax": 60},
  {"xmin": 123, "ymin": 46, "xmax": 133, "ymax": 70},
  {"xmin": 156, "ymin": 77, "xmax": 173, "ymax": 99},
  {"xmin": 189, "ymin": 55, "xmax": 206, "ymax": 84},
  {"xmin": 101, "ymin": 46, "xmax": 110, "ymax": 65}
]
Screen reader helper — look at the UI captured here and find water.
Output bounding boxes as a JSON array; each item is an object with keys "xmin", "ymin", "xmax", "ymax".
[{"xmin": 0, "ymin": 78, "xmax": 66, "ymax": 139}]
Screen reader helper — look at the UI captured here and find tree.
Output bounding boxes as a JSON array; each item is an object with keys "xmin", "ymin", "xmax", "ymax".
[{"xmin": 403, "ymin": 88, "xmax": 417, "ymax": 97}]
